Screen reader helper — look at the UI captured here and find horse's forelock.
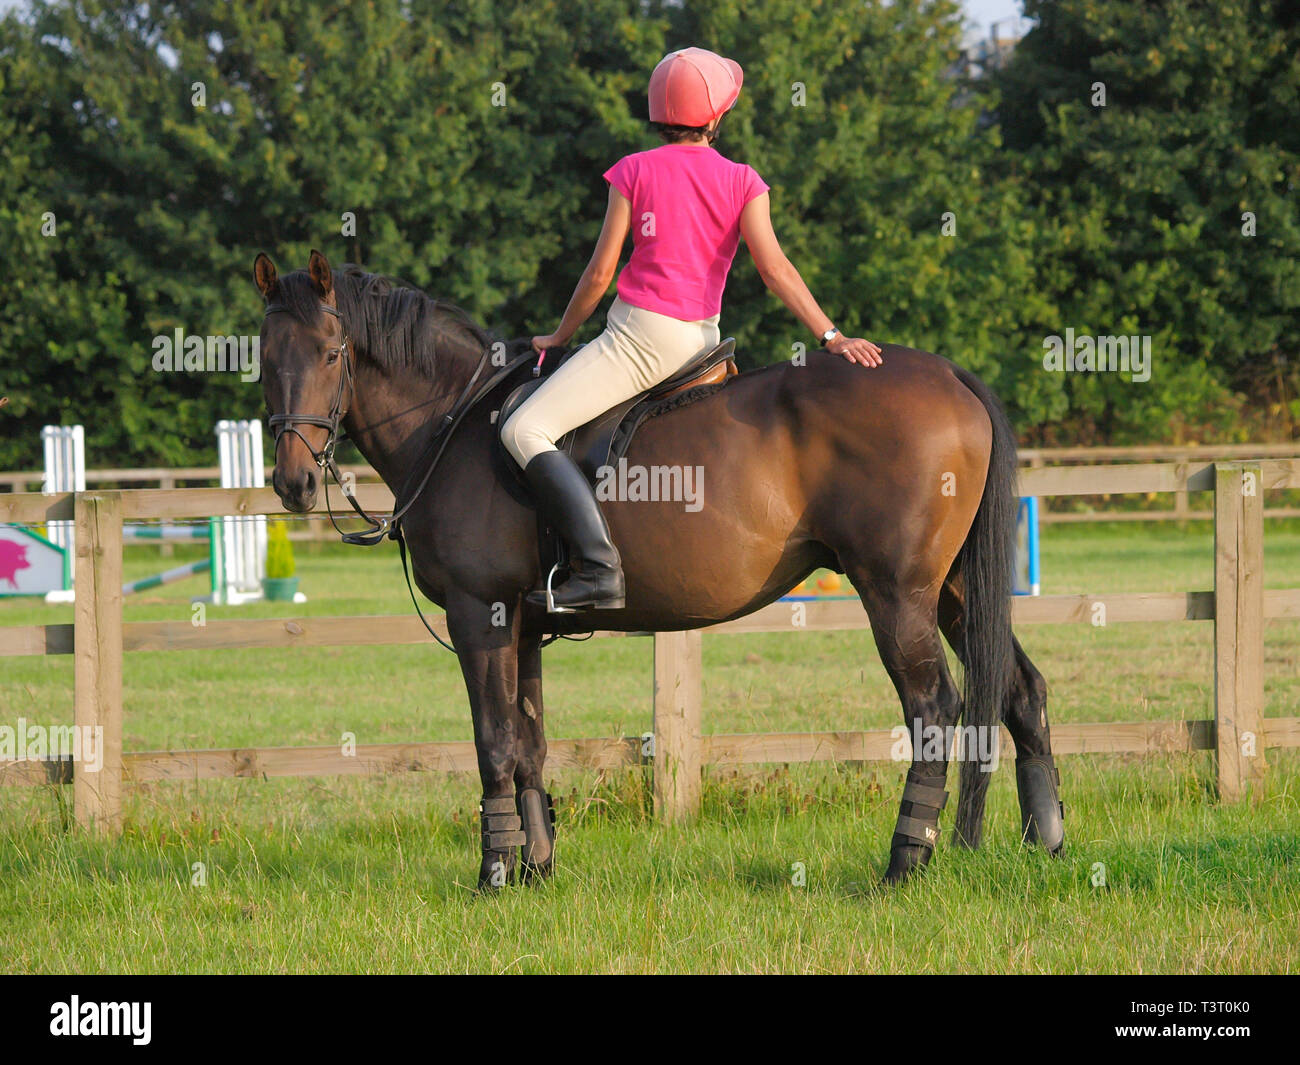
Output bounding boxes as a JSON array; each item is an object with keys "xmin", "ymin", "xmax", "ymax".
[{"xmin": 266, "ymin": 270, "xmax": 333, "ymax": 328}]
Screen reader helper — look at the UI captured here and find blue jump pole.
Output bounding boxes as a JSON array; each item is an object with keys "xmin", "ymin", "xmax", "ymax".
[{"xmin": 1026, "ymin": 495, "xmax": 1040, "ymax": 595}]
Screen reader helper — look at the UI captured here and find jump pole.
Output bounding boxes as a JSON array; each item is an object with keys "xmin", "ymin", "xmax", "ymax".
[
  {"xmin": 121, "ymin": 524, "xmax": 211, "ymax": 541},
  {"xmin": 121, "ymin": 558, "xmax": 212, "ymax": 596},
  {"xmin": 120, "ymin": 520, "xmax": 218, "ymax": 597}
]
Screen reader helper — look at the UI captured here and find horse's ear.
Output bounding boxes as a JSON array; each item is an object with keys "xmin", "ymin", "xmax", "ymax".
[
  {"xmin": 308, "ymin": 249, "xmax": 333, "ymax": 299},
  {"xmin": 253, "ymin": 253, "xmax": 279, "ymax": 301}
]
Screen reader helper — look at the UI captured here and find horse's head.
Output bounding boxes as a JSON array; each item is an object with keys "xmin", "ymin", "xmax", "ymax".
[{"xmin": 254, "ymin": 249, "xmax": 353, "ymax": 513}]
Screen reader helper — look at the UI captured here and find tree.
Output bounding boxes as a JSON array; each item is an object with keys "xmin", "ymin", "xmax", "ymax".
[{"xmin": 990, "ymin": 0, "xmax": 1300, "ymax": 442}]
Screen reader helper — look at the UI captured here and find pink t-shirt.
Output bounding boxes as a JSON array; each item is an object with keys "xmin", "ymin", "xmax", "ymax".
[{"xmin": 603, "ymin": 144, "xmax": 770, "ymax": 321}]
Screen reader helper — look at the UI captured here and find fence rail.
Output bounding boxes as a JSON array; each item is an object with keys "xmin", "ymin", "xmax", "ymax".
[
  {"xmin": 5, "ymin": 444, "xmax": 1300, "ymax": 525},
  {"xmin": 1, "ymin": 459, "xmax": 1297, "ymax": 827},
  {"xmin": 5, "ymin": 444, "xmax": 1300, "ymax": 491}
]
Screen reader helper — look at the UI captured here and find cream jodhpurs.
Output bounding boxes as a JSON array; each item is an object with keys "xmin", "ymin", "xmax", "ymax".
[{"xmin": 501, "ymin": 296, "xmax": 722, "ymax": 468}]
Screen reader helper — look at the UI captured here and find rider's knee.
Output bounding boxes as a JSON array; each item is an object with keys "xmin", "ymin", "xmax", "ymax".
[
  {"xmin": 500, "ymin": 409, "xmax": 545, "ymax": 469},
  {"xmin": 498, "ymin": 409, "xmax": 524, "ymax": 462}
]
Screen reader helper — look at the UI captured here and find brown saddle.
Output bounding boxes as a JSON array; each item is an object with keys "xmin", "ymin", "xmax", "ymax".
[{"xmin": 493, "ymin": 337, "xmax": 738, "ymax": 484}]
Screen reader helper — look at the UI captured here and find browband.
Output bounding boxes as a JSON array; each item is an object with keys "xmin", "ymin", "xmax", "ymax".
[{"xmin": 263, "ymin": 301, "xmax": 342, "ymax": 320}]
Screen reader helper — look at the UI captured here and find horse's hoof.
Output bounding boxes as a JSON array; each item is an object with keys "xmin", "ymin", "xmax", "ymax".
[
  {"xmin": 520, "ymin": 860, "xmax": 554, "ymax": 885},
  {"xmin": 1016, "ymin": 755, "xmax": 1065, "ymax": 854},
  {"xmin": 477, "ymin": 851, "xmax": 517, "ymax": 892},
  {"xmin": 880, "ymin": 843, "xmax": 933, "ymax": 886}
]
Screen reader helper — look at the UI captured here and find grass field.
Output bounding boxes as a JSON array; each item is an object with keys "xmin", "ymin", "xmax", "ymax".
[{"xmin": 1, "ymin": 520, "xmax": 1298, "ymax": 973}]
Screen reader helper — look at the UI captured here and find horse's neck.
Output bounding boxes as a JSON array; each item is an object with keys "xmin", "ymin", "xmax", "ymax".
[{"xmin": 342, "ymin": 353, "xmax": 475, "ymax": 495}]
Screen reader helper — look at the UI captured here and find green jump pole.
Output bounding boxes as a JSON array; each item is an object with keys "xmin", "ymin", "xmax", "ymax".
[{"xmin": 121, "ymin": 558, "xmax": 211, "ymax": 596}]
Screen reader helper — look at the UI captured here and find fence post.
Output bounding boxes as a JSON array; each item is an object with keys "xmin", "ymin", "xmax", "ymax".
[
  {"xmin": 74, "ymin": 492, "xmax": 124, "ymax": 830},
  {"xmin": 652, "ymin": 629, "xmax": 702, "ymax": 822},
  {"xmin": 1213, "ymin": 462, "xmax": 1267, "ymax": 802},
  {"xmin": 158, "ymin": 474, "xmax": 175, "ymax": 558},
  {"xmin": 1174, "ymin": 460, "xmax": 1190, "ymax": 521}
]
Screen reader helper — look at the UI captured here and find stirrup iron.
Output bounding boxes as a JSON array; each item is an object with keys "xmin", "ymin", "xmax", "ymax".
[{"xmin": 543, "ymin": 562, "xmax": 577, "ymax": 614}]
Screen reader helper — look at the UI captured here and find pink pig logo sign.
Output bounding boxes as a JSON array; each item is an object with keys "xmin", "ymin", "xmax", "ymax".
[
  {"xmin": 0, "ymin": 526, "xmax": 68, "ymax": 595},
  {"xmin": 0, "ymin": 538, "xmax": 31, "ymax": 588}
]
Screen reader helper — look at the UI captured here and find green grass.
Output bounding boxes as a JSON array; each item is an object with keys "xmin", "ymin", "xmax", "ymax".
[{"xmin": 1, "ymin": 520, "xmax": 1299, "ymax": 973}]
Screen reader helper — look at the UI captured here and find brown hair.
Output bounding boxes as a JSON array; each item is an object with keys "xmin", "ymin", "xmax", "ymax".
[{"xmin": 651, "ymin": 121, "xmax": 718, "ymax": 145}]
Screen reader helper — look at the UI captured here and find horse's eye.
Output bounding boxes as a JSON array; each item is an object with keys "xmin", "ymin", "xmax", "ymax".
[{"xmin": 325, "ymin": 349, "xmax": 340, "ymax": 365}]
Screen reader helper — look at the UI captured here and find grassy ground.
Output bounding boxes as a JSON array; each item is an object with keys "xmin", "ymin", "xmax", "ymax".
[{"xmin": 1, "ymin": 520, "xmax": 1298, "ymax": 973}]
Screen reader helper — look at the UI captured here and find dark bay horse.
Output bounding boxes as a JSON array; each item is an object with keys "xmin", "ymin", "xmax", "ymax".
[{"xmin": 253, "ymin": 250, "xmax": 1064, "ymax": 889}]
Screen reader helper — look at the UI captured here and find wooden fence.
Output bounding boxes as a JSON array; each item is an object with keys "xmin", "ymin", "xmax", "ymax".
[
  {"xmin": 1018, "ymin": 445, "xmax": 1300, "ymax": 523},
  {"xmin": 1, "ymin": 460, "xmax": 1298, "ymax": 829},
  {"xmin": 5, "ymin": 444, "xmax": 1300, "ymax": 525}
]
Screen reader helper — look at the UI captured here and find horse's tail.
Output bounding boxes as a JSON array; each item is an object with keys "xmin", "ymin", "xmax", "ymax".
[{"xmin": 951, "ymin": 365, "xmax": 1018, "ymax": 847}]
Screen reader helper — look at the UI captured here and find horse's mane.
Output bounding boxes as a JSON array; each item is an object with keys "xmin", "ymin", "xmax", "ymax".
[{"xmin": 273, "ymin": 264, "xmax": 495, "ymax": 379}]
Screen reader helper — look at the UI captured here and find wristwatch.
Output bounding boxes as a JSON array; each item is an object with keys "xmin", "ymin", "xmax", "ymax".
[{"xmin": 820, "ymin": 328, "xmax": 840, "ymax": 347}]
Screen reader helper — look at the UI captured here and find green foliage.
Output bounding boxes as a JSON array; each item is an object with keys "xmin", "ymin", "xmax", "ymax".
[
  {"xmin": 265, "ymin": 519, "xmax": 295, "ymax": 579},
  {"xmin": 0, "ymin": 0, "xmax": 1295, "ymax": 468},
  {"xmin": 989, "ymin": 0, "xmax": 1300, "ymax": 442}
]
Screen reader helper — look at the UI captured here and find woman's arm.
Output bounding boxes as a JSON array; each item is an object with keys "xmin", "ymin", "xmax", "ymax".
[
  {"xmin": 532, "ymin": 186, "xmax": 633, "ymax": 353},
  {"xmin": 739, "ymin": 192, "xmax": 882, "ymax": 367}
]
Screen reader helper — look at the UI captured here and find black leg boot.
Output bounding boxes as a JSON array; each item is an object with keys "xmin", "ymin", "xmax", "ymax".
[
  {"xmin": 522, "ymin": 450, "xmax": 626, "ymax": 611},
  {"xmin": 881, "ymin": 771, "xmax": 949, "ymax": 886},
  {"xmin": 517, "ymin": 788, "xmax": 557, "ymax": 883},
  {"xmin": 1015, "ymin": 755, "xmax": 1065, "ymax": 854},
  {"xmin": 477, "ymin": 796, "xmax": 525, "ymax": 892}
]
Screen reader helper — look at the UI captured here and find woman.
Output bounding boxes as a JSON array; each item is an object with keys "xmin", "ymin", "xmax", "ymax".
[{"xmin": 501, "ymin": 46, "xmax": 882, "ymax": 612}]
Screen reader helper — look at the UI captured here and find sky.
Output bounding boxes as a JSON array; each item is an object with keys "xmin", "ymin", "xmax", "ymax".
[{"xmin": 963, "ymin": 0, "xmax": 1027, "ymax": 36}]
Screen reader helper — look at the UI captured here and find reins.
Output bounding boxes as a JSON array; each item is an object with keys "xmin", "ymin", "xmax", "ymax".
[{"xmin": 263, "ymin": 300, "xmax": 535, "ymax": 652}]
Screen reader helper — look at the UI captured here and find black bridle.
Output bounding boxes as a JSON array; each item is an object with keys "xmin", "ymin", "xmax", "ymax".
[
  {"xmin": 261, "ymin": 299, "xmax": 536, "ymax": 649},
  {"xmin": 265, "ymin": 302, "xmax": 352, "ymax": 483},
  {"xmin": 263, "ymin": 301, "xmax": 386, "ymax": 544}
]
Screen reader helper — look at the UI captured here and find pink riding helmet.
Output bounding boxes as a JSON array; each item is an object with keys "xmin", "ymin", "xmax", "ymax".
[{"xmin": 648, "ymin": 47, "xmax": 744, "ymax": 127}]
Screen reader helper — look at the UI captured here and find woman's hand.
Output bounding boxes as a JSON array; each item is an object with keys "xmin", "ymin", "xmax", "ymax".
[
  {"xmin": 531, "ymin": 333, "xmax": 566, "ymax": 355},
  {"xmin": 827, "ymin": 334, "xmax": 883, "ymax": 368}
]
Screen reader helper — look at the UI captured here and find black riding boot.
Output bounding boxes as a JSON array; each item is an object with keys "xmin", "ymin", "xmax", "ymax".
[{"xmin": 523, "ymin": 450, "xmax": 626, "ymax": 611}]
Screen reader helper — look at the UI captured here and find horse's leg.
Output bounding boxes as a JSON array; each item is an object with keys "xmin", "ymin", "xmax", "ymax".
[
  {"xmin": 852, "ymin": 575, "xmax": 964, "ymax": 885},
  {"xmin": 446, "ymin": 593, "xmax": 529, "ymax": 890},
  {"xmin": 938, "ymin": 572, "xmax": 1064, "ymax": 853},
  {"xmin": 514, "ymin": 632, "xmax": 556, "ymax": 881}
]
